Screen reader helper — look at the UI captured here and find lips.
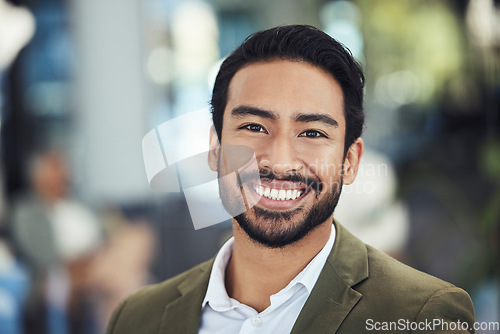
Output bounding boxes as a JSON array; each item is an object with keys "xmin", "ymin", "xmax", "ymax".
[
  {"xmin": 238, "ymin": 168, "xmax": 319, "ymax": 210},
  {"xmin": 245, "ymin": 181, "xmax": 308, "ymax": 211}
]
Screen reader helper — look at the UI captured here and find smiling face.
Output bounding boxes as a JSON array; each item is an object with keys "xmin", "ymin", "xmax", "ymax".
[{"xmin": 209, "ymin": 60, "xmax": 363, "ymax": 248}]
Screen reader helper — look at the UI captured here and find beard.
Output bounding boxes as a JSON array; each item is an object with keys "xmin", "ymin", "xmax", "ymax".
[{"xmin": 218, "ymin": 164, "xmax": 343, "ymax": 249}]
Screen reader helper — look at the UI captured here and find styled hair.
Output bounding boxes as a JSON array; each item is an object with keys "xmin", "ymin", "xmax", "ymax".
[{"xmin": 210, "ymin": 24, "xmax": 365, "ymax": 155}]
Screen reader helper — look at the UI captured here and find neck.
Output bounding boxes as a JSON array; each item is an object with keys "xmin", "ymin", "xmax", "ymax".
[{"xmin": 224, "ymin": 218, "xmax": 332, "ymax": 312}]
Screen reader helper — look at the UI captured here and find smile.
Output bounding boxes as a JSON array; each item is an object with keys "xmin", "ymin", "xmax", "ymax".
[{"xmin": 253, "ymin": 185, "xmax": 305, "ymax": 201}]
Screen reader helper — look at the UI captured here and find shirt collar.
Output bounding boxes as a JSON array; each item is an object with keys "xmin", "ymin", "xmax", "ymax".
[
  {"xmin": 201, "ymin": 223, "xmax": 336, "ymax": 310},
  {"xmin": 201, "ymin": 236, "xmax": 235, "ymax": 311},
  {"xmin": 286, "ymin": 223, "xmax": 336, "ymax": 294}
]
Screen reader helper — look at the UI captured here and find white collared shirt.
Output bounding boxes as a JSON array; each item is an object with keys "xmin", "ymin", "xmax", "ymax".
[{"xmin": 199, "ymin": 224, "xmax": 336, "ymax": 334}]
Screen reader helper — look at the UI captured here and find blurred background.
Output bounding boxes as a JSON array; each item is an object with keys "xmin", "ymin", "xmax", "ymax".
[{"xmin": 0, "ymin": 0, "xmax": 498, "ymax": 333}]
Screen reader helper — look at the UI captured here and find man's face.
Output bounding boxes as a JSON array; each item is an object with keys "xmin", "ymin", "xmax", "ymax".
[{"xmin": 210, "ymin": 60, "xmax": 357, "ymax": 248}]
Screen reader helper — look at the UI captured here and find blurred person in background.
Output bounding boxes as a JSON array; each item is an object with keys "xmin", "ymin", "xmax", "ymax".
[
  {"xmin": 107, "ymin": 25, "xmax": 475, "ymax": 334},
  {"xmin": 86, "ymin": 209, "xmax": 155, "ymax": 334},
  {"xmin": 10, "ymin": 149, "xmax": 156, "ymax": 334},
  {"xmin": 11, "ymin": 150, "xmax": 104, "ymax": 334}
]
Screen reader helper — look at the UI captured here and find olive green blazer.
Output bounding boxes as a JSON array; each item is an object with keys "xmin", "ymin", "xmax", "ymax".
[{"xmin": 106, "ymin": 221, "xmax": 475, "ymax": 334}]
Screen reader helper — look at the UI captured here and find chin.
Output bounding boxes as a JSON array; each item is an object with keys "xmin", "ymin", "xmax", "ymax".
[{"xmin": 234, "ymin": 200, "xmax": 336, "ymax": 249}]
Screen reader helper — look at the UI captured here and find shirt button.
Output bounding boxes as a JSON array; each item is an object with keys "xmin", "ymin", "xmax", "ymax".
[{"xmin": 250, "ymin": 317, "xmax": 263, "ymax": 327}]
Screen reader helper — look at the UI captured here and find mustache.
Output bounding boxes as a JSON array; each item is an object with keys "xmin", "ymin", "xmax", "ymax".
[{"xmin": 238, "ymin": 168, "xmax": 323, "ymax": 194}]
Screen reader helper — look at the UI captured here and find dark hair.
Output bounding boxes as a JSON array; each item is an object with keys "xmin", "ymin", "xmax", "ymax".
[{"xmin": 211, "ymin": 24, "xmax": 365, "ymax": 155}]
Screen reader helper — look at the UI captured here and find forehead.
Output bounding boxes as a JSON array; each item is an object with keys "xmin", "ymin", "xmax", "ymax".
[{"xmin": 225, "ymin": 60, "xmax": 345, "ymax": 126}]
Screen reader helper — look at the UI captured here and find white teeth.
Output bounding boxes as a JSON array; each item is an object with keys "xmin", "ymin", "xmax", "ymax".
[
  {"xmin": 270, "ymin": 189, "xmax": 278, "ymax": 200},
  {"xmin": 277, "ymin": 190, "xmax": 285, "ymax": 200},
  {"xmin": 253, "ymin": 186, "xmax": 304, "ymax": 201},
  {"xmin": 254, "ymin": 186, "xmax": 264, "ymax": 196}
]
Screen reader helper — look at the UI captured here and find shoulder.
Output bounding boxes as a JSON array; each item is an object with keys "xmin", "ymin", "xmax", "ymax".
[
  {"xmin": 12, "ymin": 194, "xmax": 43, "ymax": 218},
  {"xmin": 333, "ymin": 222, "xmax": 472, "ymax": 309},
  {"xmin": 364, "ymin": 244, "xmax": 455, "ymax": 293},
  {"xmin": 329, "ymin": 223, "xmax": 474, "ymax": 332},
  {"xmin": 355, "ymin": 245, "xmax": 474, "ymax": 329},
  {"xmin": 140, "ymin": 258, "xmax": 212, "ymax": 301},
  {"xmin": 106, "ymin": 258, "xmax": 214, "ymax": 334}
]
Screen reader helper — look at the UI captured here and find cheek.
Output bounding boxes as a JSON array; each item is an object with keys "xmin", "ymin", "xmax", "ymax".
[
  {"xmin": 302, "ymin": 151, "xmax": 344, "ymax": 193},
  {"xmin": 300, "ymin": 148, "xmax": 344, "ymax": 174}
]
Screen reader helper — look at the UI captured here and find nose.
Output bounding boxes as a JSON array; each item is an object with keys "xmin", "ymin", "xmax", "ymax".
[{"xmin": 259, "ymin": 136, "xmax": 303, "ymax": 175}]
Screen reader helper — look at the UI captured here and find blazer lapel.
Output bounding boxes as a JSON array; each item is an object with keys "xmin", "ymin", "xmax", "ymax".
[
  {"xmin": 291, "ymin": 220, "xmax": 369, "ymax": 334},
  {"xmin": 159, "ymin": 259, "xmax": 214, "ymax": 334}
]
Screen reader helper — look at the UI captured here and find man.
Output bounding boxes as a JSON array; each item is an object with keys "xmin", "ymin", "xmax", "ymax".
[
  {"xmin": 12, "ymin": 150, "xmax": 105, "ymax": 333},
  {"xmin": 107, "ymin": 25, "xmax": 475, "ymax": 334}
]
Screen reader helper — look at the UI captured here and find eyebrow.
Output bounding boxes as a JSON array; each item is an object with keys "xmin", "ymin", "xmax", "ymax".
[
  {"xmin": 294, "ymin": 113, "xmax": 339, "ymax": 127},
  {"xmin": 231, "ymin": 106, "xmax": 279, "ymax": 120},
  {"xmin": 230, "ymin": 105, "xmax": 339, "ymax": 128}
]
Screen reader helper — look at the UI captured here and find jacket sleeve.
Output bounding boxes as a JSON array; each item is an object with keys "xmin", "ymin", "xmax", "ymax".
[{"xmin": 413, "ymin": 286, "xmax": 475, "ymax": 334}]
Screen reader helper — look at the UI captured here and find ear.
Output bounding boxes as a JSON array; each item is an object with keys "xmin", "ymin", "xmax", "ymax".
[
  {"xmin": 208, "ymin": 126, "xmax": 220, "ymax": 171},
  {"xmin": 343, "ymin": 138, "xmax": 364, "ymax": 185}
]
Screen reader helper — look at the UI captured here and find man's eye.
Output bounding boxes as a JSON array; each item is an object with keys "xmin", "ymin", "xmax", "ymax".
[
  {"xmin": 299, "ymin": 130, "xmax": 327, "ymax": 138},
  {"xmin": 242, "ymin": 124, "xmax": 266, "ymax": 133}
]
